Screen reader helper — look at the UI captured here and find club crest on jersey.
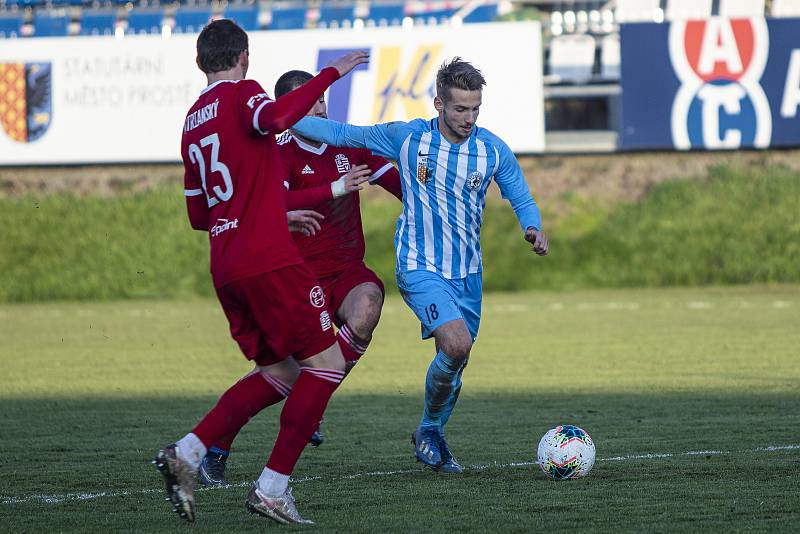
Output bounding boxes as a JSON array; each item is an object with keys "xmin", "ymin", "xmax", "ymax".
[
  {"xmin": 467, "ymin": 171, "xmax": 483, "ymax": 191},
  {"xmin": 0, "ymin": 62, "xmax": 52, "ymax": 143},
  {"xmin": 416, "ymin": 156, "xmax": 435, "ymax": 185},
  {"xmin": 309, "ymin": 286, "xmax": 325, "ymax": 308},
  {"xmin": 335, "ymin": 154, "xmax": 350, "ymax": 173},
  {"xmin": 669, "ymin": 18, "xmax": 771, "ymax": 150}
]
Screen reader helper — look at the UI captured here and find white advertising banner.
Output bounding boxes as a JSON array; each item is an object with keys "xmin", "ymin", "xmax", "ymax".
[{"xmin": 0, "ymin": 21, "xmax": 543, "ymax": 164}]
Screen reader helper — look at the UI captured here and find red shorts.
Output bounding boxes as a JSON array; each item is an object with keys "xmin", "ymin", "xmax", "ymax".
[
  {"xmin": 318, "ymin": 262, "xmax": 385, "ymax": 327},
  {"xmin": 215, "ymin": 263, "xmax": 336, "ymax": 366}
]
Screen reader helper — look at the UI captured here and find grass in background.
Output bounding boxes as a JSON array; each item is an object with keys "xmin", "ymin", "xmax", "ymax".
[
  {"xmin": 1, "ymin": 287, "xmax": 799, "ymax": 531},
  {"xmin": 1, "ymin": 164, "xmax": 799, "ymax": 301}
]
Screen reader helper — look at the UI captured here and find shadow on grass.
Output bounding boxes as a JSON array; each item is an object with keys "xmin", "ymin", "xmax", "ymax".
[{"xmin": 2, "ymin": 392, "xmax": 799, "ymax": 532}]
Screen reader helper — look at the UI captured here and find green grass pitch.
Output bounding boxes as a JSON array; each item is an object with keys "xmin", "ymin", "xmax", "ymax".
[{"xmin": 1, "ymin": 287, "xmax": 799, "ymax": 532}]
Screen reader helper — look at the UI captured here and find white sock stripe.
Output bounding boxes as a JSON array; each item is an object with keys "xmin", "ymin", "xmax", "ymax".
[
  {"xmin": 303, "ymin": 368, "xmax": 345, "ymax": 379},
  {"xmin": 259, "ymin": 373, "xmax": 291, "ymax": 397},
  {"xmin": 338, "ymin": 325, "xmax": 369, "ymax": 354},
  {"xmin": 302, "ymin": 368, "xmax": 345, "ymax": 383}
]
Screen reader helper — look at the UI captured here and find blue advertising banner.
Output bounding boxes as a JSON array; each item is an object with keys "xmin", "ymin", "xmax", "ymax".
[{"xmin": 620, "ymin": 17, "xmax": 800, "ymax": 150}]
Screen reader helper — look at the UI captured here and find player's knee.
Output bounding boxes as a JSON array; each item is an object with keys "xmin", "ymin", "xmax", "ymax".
[
  {"xmin": 440, "ymin": 336, "xmax": 472, "ymax": 361},
  {"xmin": 349, "ymin": 287, "xmax": 383, "ymax": 339}
]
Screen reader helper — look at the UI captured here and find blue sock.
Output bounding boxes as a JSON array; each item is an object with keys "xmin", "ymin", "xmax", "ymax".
[
  {"xmin": 440, "ymin": 361, "xmax": 466, "ymax": 428},
  {"xmin": 420, "ymin": 351, "xmax": 462, "ymax": 429}
]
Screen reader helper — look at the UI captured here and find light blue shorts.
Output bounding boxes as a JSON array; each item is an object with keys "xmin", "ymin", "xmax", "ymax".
[{"xmin": 396, "ymin": 270, "xmax": 482, "ymax": 341}]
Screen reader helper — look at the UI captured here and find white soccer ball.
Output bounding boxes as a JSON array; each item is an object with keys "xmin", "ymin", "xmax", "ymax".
[{"xmin": 537, "ymin": 425, "xmax": 596, "ymax": 480}]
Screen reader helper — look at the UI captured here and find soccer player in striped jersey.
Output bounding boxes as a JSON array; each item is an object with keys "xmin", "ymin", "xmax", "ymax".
[{"xmin": 291, "ymin": 57, "xmax": 549, "ymax": 473}]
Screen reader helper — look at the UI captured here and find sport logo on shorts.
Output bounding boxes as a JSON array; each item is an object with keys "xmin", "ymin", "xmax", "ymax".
[
  {"xmin": 319, "ymin": 311, "xmax": 332, "ymax": 331},
  {"xmin": 309, "ymin": 286, "xmax": 325, "ymax": 308}
]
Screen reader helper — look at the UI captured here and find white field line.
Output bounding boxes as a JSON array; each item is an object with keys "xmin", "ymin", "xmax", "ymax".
[{"xmin": 2, "ymin": 444, "xmax": 799, "ymax": 506}]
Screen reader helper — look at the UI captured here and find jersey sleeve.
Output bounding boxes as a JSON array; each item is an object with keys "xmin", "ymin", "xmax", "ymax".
[
  {"xmin": 284, "ymin": 185, "xmax": 334, "ymax": 210},
  {"xmin": 291, "ymin": 117, "xmax": 409, "ymax": 160},
  {"xmin": 492, "ymin": 139, "xmax": 542, "ymax": 231},
  {"xmin": 357, "ymin": 148, "xmax": 402, "ymax": 200},
  {"xmin": 236, "ymin": 69, "xmax": 339, "ymax": 136},
  {"xmin": 183, "ymin": 161, "xmax": 210, "ymax": 231}
]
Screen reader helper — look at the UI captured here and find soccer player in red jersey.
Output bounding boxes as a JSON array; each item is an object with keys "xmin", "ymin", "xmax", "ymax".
[
  {"xmin": 196, "ymin": 70, "xmax": 403, "ymax": 486},
  {"xmin": 152, "ymin": 20, "xmax": 369, "ymax": 525}
]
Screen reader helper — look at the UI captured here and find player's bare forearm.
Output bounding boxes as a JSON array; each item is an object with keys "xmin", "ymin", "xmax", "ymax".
[{"xmin": 525, "ymin": 227, "xmax": 549, "ymax": 256}]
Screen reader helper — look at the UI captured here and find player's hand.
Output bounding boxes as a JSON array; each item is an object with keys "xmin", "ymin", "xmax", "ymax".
[
  {"xmin": 326, "ymin": 50, "xmax": 370, "ymax": 78},
  {"xmin": 287, "ymin": 210, "xmax": 324, "ymax": 236},
  {"xmin": 331, "ymin": 164, "xmax": 373, "ymax": 198},
  {"xmin": 525, "ymin": 227, "xmax": 549, "ymax": 256}
]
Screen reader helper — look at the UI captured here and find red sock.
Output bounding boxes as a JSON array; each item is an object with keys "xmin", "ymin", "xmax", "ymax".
[
  {"xmin": 337, "ymin": 323, "xmax": 369, "ymax": 364},
  {"xmin": 192, "ymin": 370, "xmax": 290, "ymax": 449},
  {"xmin": 266, "ymin": 368, "xmax": 344, "ymax": 475}
]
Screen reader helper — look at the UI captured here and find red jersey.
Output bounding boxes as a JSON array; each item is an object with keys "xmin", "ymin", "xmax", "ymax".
[
  {"xmin": 181, "ymin": 69, "xmax": 340, "ymax": 288},
  {"xmin": 277, "ymin": 132, "xmax": 401, "ymax": 277}
]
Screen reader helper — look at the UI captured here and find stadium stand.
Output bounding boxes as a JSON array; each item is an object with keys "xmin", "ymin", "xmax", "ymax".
[
  {"xmin": 0, "ymin": 11, "xmax": 23, "ymax": 37},
  {"xmin": 32, "ymin": 9, "xmax": 69, "ymax": 36},
  {"xmin": 79, "ymin": 9, "xmax": 115, "ymax": 36},
  {"xmin": 224, "ymin": 2, "xmax": 261, "ymax": 30},
  {"xmin": 172, "ymin": 6, "xmax": 213, "ymax": 34},
  {"xmin": 666, "ymin": 0, "xmax": 712, "ymax": 20},
  {"xmin": 599, "ymin": 33, "xmax": 620, "ymax": 81},
  {"xmin": 268, "ymin": 3, "xmax": 306, "ymax": 29},
  {"xmin": 613, "ymin": 0, "xmax": 661, "ymax": 23},
  {"xmin": 318, "ymin": 2, "xmax": 356, "ymax": 28},
  {"xmin": 366, "ymin": 2, "xmax": 405, "ymax": 26},
  {"xmin": 548, "ymin": 33, "xmax": 596, "ymax": 84},
  {"xmin": 126, "ymin": 8, "xmax": 163, "ymax": 34}
]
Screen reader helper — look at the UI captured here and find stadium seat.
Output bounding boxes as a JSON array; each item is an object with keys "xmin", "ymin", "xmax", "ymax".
[
  {"xmin": 319, "ymin": 3, "xmax": 355, "ymax": 27},
  {"xmin": 173, "ymin": 7, "xmax": 212, "ymax": 34},
  {"xmin": 0, "ymin": 12, "xmax": 23, "ymax": 38},
  {"xmin": 719, "ymin": 0, "xmax": 765, "ymax": 17},
  {"xmin": 4, "ymin": 0, "xmax": 45, "ymax": 8},
  {"xmin": 666, "ymin": 0, "xmax": 712, "ymax": 20},
  {"xmin": 599, "ymin": 33, "xmax": 620, "ymax": 80},
  {"xmin": 366, "ymin": 2, "xmax": 404, "ymax": 26},
  {"xmin": 126, "ymin": 8, "xmax": 164, "ymax": 34},
  {"xmin": 33, "ymin": 10, "xmax": 70, "ymax": 36},
  {"xmin": 549, "ymin": 34, "xmax": 596, "ymax": 84},
  {"xmin": 367, "ymin": 4, "xmax": 405, "ymax": 26},
  {"xmin": 225, "ymin": 2, "xmax": 260, "ymax": 30},
  {"xmin": 268, "ymin": 5, "xmax": 305, "ymax": 30},
  {"xmin": 614, "ymin": 0, "xmax": 660, "ymax": 23},
  {"xmin": 772, "ymin": 0, "xmax": 800, "ymax": 17},
  {"xmin": 79, "ymin": 9, "xmax": 115, "ymax": 36},
  {"xmin": 462, "ymin": 2, "xmax": 498, "ymax": 23}
]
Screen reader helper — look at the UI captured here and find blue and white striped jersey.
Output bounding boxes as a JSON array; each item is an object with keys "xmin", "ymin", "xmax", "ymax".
[{"xmin": 292, "ymin": 116, "xmax": 541, "ymax": 279}]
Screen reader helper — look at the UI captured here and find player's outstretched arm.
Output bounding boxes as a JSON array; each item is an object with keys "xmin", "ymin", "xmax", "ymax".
[
  {"xmin": 291, "ymin": 117, "xmax": 406, "ymax": 161},
  {"xmin": 251, "ymin": 51, "xmax": 369, "ymax": 135}
]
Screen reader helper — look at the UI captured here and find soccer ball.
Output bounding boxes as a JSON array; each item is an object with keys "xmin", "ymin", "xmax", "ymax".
[{"xmin": 537, "ymin": 425, "xmax": 595, "ymax": 480}]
